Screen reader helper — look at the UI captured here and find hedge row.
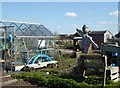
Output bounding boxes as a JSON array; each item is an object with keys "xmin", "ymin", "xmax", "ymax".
[
  {"xmin": 12, "ymin": 72, "xmax": 89, "ymax": 88},
  {"xmin": 11, "ymin": 71, "xmax": 120, "ymax": 88}
]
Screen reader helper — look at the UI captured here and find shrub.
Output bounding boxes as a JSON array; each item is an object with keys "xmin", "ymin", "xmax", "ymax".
[
  {"xmin": 11, "ymin": 70, "xmax": 119, "ymax": 88},
  {"xmin": 78, "ymin": 82, "xmax": 89, "ymax": 87},
  {"xmin": 105, "ymin": 81, "xmax": 120, "ymax": 88},
  {"xmin": 47, "ymin": 77, "xmax": 79, "ymax": 88},
  {"xmin": 84, "ymin": 76, "xmax": 102, "ymax": 85},
  {"xmin": 106, "ymin": 80, "xmax": 114, "ymax": 85}
]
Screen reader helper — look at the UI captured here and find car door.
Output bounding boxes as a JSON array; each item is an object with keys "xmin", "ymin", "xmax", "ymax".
[
  {"xmin": 38, "ymin": 56, "xmax": 50, "ymax": 67},
  {"xmin": 33, "ymin": 56, "xmax": 48, "ymax": 68}
]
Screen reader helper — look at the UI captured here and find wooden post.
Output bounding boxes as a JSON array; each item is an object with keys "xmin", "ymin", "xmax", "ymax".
[
  {"xmin": 117, "ymin": 50, "xmax": 120, "ymax": 66},
  {"xmin": 103, "ymin": 55, "xmax": 107, "ymax": 87}
]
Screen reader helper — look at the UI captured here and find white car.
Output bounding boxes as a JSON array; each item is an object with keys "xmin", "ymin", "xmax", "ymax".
[{"xmin": 15, "ymin": 54, "xmax": 58, "ymax": 72}]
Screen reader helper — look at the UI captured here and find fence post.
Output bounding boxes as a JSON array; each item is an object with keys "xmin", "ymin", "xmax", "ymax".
[{"xmin": 103, "ymin": 55, "xmax": 107, "ymax": 87}]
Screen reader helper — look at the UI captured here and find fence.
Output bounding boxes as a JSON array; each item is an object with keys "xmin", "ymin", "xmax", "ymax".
[
  {"xmin": 107, "ymin": 66, "xmax": 119, "ymax": 82},
  {"xmin": 78, "ymin": 54, "xmax": 119, "ymax": 84}
]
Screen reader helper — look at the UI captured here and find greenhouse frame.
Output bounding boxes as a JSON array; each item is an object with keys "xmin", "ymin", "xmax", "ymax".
[{"xmin": 0, "ymin": 20, "xmax": 58, "ymax": 68}]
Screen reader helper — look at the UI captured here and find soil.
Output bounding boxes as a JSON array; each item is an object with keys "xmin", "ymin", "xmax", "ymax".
[
  {"xmin": 1, "ymin": 69, "xmax": 48, "ymax": 88},
  {"xmin": 2, "ymin": 79, "xmax": 48, "ymax": 88}
]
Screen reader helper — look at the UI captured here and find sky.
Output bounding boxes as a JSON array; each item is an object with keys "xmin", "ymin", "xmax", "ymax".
[
  {"xmin": 1, "ymin": 1, "xmax": 119, "ymax": 35},
  {"xmin": 1, "ymin": 0, "xmax": 120, "ymax": 2}
]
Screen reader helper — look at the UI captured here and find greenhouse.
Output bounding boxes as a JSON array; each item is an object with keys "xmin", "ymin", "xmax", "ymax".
[{"xmin": 0, "ymin": 20, "xmax": 57, "ymax": 67}]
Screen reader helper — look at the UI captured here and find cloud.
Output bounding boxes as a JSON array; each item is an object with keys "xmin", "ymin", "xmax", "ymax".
[
  {"xmin": 97, "ymin": 21, "xmax": 118, "ymax": 26},
  {"xmin": 94, "ymin": 21, "xmax": 118, "ymax": 33},
  {"xmin": 95, "ymin": 21, "xmax": 118, "ymax": 28},
  {"xmin": 57, "ymin": 26, "xmax": 61, "ymax": 29},
  {"xmin": 109, "ymin": 10, "xmax": 120, "ymax": 16},
  {"xmin": 64, "ymin": 12, "xmax": 77, "ymax": 17},
  {"xmin": 72, "ymin": 24, "xmax": 80, "ymax": 29},
  {"xmin": 97, "ymin": 21, "xmax": 113, "ymax": 25},
  {"xmin": 94, "ymin": 25, "xmax": 104, "ymax": 28}
]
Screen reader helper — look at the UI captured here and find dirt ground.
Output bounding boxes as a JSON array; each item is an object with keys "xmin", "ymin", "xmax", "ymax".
[
  {"xmin": 2, "ymin": 79, "xmax": 47, "ymax": 88},
  {"xmin": 0, "ymin": 69, "xmax": 46, "ymax": 88}
]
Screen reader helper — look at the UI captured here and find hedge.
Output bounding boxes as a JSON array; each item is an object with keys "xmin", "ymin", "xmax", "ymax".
[{"xmin": 11, "ymin": 71, "xmax": 120, "ymax": 88}]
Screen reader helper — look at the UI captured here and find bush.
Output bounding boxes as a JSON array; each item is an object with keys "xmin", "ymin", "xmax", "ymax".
[
  {"xmin": 84, "ymin": 76, "xmax": 102, "ymax": 85},
  {"xmin": 78, "ymin": 82, "xmax": 89, "ymax": 87},
  {"xmin": 11, "ymin": 70, "xmax": 119, "ymax": 88},
  {"xmin": 47, "ymin": 77, "xmax": 80, "ymax": 88},
  {"xmin": 12, "ymin": 71, "xmax": 89, "ymax": 88},
  {"xmin": 105, "ymin": 81, "xmax": 120, "ymax": 88},
  {"xmin": 106, "ymin": 80, "xmax": 114, "ymax": 85}
]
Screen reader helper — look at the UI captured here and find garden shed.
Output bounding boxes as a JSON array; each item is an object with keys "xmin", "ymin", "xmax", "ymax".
[{"xmin": 90, "ymin": 30, "xmax": 113, "ymax": 49}]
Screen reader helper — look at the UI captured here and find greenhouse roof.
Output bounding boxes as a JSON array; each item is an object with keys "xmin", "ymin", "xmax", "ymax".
[{"xmin": 0, "ymin": 20, "xmax": 54, "ymax": 36}]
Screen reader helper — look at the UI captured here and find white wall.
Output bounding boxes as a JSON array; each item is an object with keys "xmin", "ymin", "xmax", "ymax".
[{"xmin": 104, "ymin": 31, "xmax": 112, "ymax": 42}]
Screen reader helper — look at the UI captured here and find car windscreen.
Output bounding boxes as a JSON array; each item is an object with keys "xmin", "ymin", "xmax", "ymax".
[
  {"xmin": 35, "ymin": 56, "xmax": 52, "ymax": 63},
  {"xmin": 28, "ymin": 55, "xmax": 37, "ymax": 64}
]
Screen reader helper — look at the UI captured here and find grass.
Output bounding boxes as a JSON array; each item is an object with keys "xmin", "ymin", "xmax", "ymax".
[
  {"xmin": 57, "ymin": 57, "xmax": 77, "ymax": 69},
  {"xmin": 39, "ymin": 57, "xmax": 77, "ymax": 74}
]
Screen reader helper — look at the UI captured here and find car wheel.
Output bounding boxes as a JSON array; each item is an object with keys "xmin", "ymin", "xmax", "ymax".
[
  {"xmin": 20, "ymin": 66, "xmax": 31, "ymax": 72},
  {"xmin": 30, "ymin": 67, "xmax": 35, "ymax": 71},
  {"xmin": 47, "ymin": 64, "xmax": 57, "ymax": 68},
  {"xmin": 47, "ymin": 64, "xmax": 52, "ymax": 68},
  {"xmin": 54, "ymin": 63, "xmax": 58, "ymax": 68}
]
